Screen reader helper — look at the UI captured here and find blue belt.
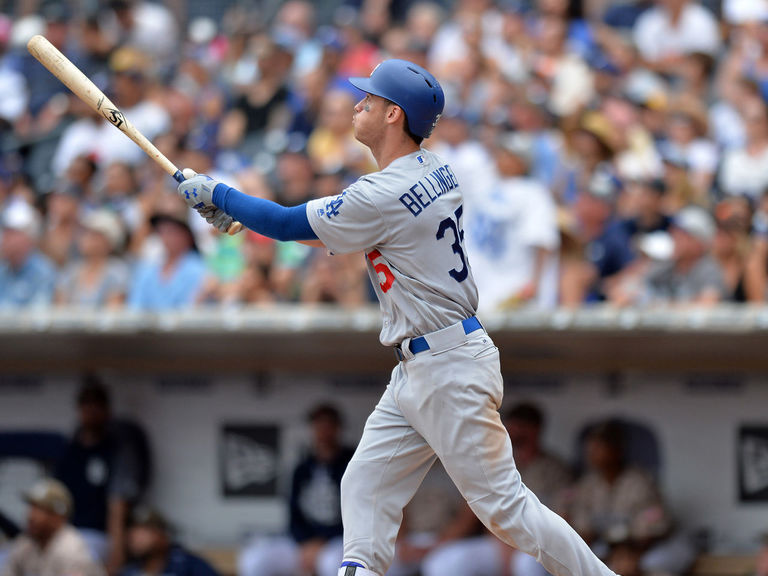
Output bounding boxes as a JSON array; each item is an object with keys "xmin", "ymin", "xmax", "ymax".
[{"xmin": 394, "ymin": 316, "xmax": 483, "ymax": 361}]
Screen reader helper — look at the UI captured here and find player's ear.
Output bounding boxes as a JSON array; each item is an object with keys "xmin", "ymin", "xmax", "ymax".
[{"xmin": 386, "ymin": 104, "xmax": 404, "ymax": 127}]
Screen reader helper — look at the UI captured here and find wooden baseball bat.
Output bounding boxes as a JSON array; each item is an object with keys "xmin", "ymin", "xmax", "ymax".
[{"xmin": 26, "ymin": 35, "xmax": 242, "ymax": 235}]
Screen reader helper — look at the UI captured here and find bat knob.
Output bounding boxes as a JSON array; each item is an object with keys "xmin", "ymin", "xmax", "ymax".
[{"xmin": 227, "ymin": 222, "xmax": 244, "ymax": 236}]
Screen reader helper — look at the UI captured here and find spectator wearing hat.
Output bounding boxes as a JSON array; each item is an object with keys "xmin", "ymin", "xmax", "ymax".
[
  {"xmin": 0, "ymin": 201, "xmax": 56, "ymax": 308},
  {"xmin": 640, "ymin": 205, "xmax": 727, "ymax": 305},
  {"xmin": 238, "ymin": 404, "xmax": 354, "ymax": 576},
  {"xmin": 560, "ymin": 170, "xmax": 635, "ymax": 305},
  {"xmin": 95, "ymin": 47, "xmax": 170, "ymax": 168},
  {"xmin": 55, "ymin": 209, "xmax": 129, "ymax": 307},
  {"xmin": 119, "ymin": 507, "xmax": 218, "ymax": 576},
  {"xmin": 464, "ymin": 133, "xmax": 560, "ymax": 312},
  {"xmin": 127, "ymin": 197, "xmax": 206, "ymax": 310},
  {"xmin": 0, "ymin": 478, "xmax": 104, "ymax": 576},
  {"xmin": 557, "ymin": 111, "xmax": 617, "ymax": 206}
]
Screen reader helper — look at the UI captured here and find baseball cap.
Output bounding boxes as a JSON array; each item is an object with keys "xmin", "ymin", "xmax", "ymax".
[
  {"xmin": 130, "ymin": 506, "xmax": 169, "ymax": 532},
  {"xmin": 109, "ymin": 47, "xmax": 150, "ymax": 76},
  {"xmin": 638, "ymin": 231, "xmax": 674, "ymax": 261},
  {"xmin": 586, "ymin": 169, "xmax": 621, "ymax": 203},
  {"xmin": 1, "ymin": 201, "xmax": 42, "ymax": 239},
  {"xmin": 81, "ymin": 209, "xmax": 125, "ymax": 252},
  {"xmin": 672, "ymin": 206, "xmax": 716, "ymax": 243},
  {"xmin": 24, "ymin": 478, "xmax": 73, "ymax": 517},
  {"xmin": 498, "ymin": 133, "xmax": 534, "ymax": 163}
]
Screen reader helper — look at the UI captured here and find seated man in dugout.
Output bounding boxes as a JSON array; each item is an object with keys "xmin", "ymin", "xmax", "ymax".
[
  {"xmin": 118, "ymin": 507, "xmax": 219, "ymax": 576},
  {"xmin": 565, "ymin": 420, "xmax": 696, "ymax": 576},
  {"xmin": 0, "ymin": 478, "xmax": 104, "ymax": 576}
]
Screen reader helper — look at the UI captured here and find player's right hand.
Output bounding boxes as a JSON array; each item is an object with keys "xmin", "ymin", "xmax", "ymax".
[
  {"xmin": 177, "ymin": 168, "xmax": 219, "ymax": 211},
  {"xmin": 202, "ymin": 206, "xmax": 235, "ymax": 234}
]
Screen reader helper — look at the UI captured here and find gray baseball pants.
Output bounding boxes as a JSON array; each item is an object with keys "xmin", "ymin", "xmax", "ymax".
[{"xmin": 339, "ymin": 320, "xmax": 617, "ymax": 576}]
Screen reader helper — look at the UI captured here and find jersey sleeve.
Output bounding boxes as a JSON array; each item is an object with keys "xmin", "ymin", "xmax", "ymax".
[{"xmin": 306, "ymin": 181, "xmax": 389, "ymax": 254}]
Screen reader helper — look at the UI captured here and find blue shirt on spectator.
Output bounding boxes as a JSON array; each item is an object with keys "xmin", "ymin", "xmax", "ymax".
[
  {"xmin": 128, "ymin": 252, "xmax": 206, "ymax": 310},
  {"xmin": 585, "ymin": 221, "xmax": 636, "ymax": 301},
  {"xmin": 119, "ymin": 545, "xmax": 220, "ymax": 576},
  {"xmin": 0, "ymin": 252, "xmax": 56, "ymax": 308}
]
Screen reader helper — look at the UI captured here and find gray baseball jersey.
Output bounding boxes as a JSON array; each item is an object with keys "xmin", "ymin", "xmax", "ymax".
[{"xmin": 306, "ymin": 149, "xmax": 479, "ymax": 346}]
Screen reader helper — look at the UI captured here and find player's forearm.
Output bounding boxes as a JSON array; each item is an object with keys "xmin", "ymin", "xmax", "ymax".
[{"xmin": 212, "ymin": 183, "xmax": 318, "ymax": 242}]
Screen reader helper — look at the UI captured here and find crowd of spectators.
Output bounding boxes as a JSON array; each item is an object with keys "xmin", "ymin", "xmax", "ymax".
[{"xmin": 3, "ymin": 0, "xmax": 768, "ymax": 312}]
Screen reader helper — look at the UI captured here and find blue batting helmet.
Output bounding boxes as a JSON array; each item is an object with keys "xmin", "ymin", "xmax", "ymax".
[{"xmin": 349, "ymin": 59, "xmax": 445, "ymax": 139}]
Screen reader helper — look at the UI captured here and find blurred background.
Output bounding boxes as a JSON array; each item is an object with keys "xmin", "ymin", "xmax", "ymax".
[{"xmin": 1, "ymin": 0, "xmax": 768, "ymax": 575}]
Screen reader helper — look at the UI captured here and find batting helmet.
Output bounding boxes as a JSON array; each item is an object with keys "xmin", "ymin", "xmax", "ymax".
[{"xmin": 349, "ymin": 59, "xmax": 445, "ymax": 139}]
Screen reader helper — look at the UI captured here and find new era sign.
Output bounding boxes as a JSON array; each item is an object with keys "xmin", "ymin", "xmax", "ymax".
[{"xmin": 738, "ymin": 425, "xmax": 768, "ymax": 502}]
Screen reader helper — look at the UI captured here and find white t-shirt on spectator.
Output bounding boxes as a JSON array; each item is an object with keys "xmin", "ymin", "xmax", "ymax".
[
  {"xmin": 52, "ymin": 118, "xmax": 101, "ymax": 176},
  {"xmin": 0, "ymin": 61, "xmax": 28, "ymax": 123},
  {"xmin": 665, "ymin": 139, "xmax": 719, "ymax": 174},
  {"xmin": 633, "ymin": 3, "xmax": 721, "ymax": 61},
  {"xmin": 709, "ymin": 101, "xmax": 747, "ymax": 150},
  {"xmin": 719, "ymin": 145, "xmax": 768, "ymax": 200},
  {"xmin": 430, "ymin": 140, "xmax": 496, "ymax": 210},
  {"xmin": 464, "ymin": 176, "xmax": 560, "ymax": 312},
  {"xmin": 94, "ymin": 101, "xmax": 170, "ymax": 167},
  {"xmin": 53, "ymin": 101, "xmax": 170, "ymax": 172}
]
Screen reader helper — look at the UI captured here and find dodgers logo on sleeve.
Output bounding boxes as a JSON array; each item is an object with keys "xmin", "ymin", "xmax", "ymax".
[{"xmin": 324, "ymin": 191, "xmax": 347, "ymax": 219}]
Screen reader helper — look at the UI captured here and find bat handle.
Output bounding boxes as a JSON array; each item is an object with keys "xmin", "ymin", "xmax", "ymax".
[{"xmin": 172, "ymin": 169, "xmax": 243, "ymax": 236}]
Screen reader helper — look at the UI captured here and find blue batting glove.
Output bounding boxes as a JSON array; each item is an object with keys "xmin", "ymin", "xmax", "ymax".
[{"xmin": 177, "ymin": 169, "xmax": 220, "ymax": 211}]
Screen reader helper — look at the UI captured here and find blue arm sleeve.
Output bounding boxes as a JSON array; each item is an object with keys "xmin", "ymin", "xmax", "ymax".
[{"xmin": 212, "ymin": 183, "xmax": 318, "ymax": 242}]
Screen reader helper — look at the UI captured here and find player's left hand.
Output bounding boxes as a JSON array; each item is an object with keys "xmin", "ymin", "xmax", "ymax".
[{"xmin": 177, "ymin": 167, "xmax": 220, "ymax": 211}]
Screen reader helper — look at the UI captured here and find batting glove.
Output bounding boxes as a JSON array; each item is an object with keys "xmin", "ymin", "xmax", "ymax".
[
  {"xmin": 177, "ymin": 168, "xmax": 219, "ymax": 211},
  {"xmin": 204, "ymin": 207, "xmax": 236, "ymax": 234}
]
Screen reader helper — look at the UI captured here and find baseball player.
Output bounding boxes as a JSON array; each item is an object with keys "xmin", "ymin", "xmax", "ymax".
[{"xmin": 177, "ymin": 59, "xmax": 617, "ymax": 576}]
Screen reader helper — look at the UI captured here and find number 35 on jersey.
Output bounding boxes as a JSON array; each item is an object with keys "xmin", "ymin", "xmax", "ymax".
[{"xmin": 367, "ymin": 203, "xmax": 468, "ymax": 294}]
